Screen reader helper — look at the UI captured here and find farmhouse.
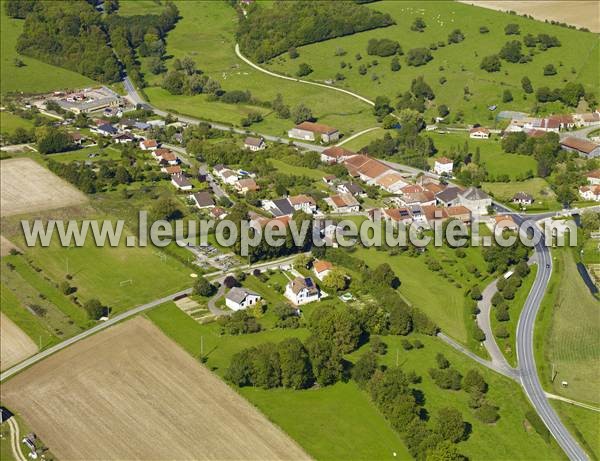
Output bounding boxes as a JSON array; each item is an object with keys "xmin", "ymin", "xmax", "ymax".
[
  {"xmin": 585, "ymin": 169, "xmax": 600, "ymax": 185},
  {"xmin": 547, "ymin": 114, "xmax": 575, "ymax": 130},
  {"xmin": 400, "ymin": 190, "xmax": 436, "ymax": 207},
  {"xmin": 244, "ymin": 137, "xmax": 266, "ymax": 151},
  {"xmin": 469, "ymin": 127, "xmax": 490, "ymax": 139},
  {"xmin": 579, "ymin": 185, "xmax": 600, "ymax": 201},
  {"xmin": 171, "ymin": 174, "xmax": 192, "ymax": 191},
  {"xmin": 560, "ymin": 137, "xmax": 600, "ymax": 158},
  {"xmin": 375, "ymin": 171, "xmax": 408, "ymax": 193},
  {"xmin": 288, "ymin": 122, "xmax": 340, "ymax": 143},
  {"xmin": 284, "ymin": 276, "xmax": 320, "ymax": 305},
  {"xmin": 574, "ymin": 111, "xmax": 600, "ymax": 127},
  {"xmin": 313, "ymin": 260, "xmax": 333, "ymax": 281},
  {"xmin": 512, "ymin": 192, "xmax": 534, "ymax": 206},
  {"xmin": 433, "ymin": 157, "xmax": 454, "ymax": 176},
  {"xmin": 446, "ymin": 205, "xmax": 472, "ymax": 224},
  {"xmin": 140, "ymin": 139, "xmax": 158, "ymax": 150},
  {"xmin": 325, "ymin": 193, "xmax": 360, "ymax": 213},
  {"xmin": 458, "ymin": 187, "xmax": 492, "ymax": 214},
  {"xmin": 190, "ymin": 191, "xmax": 215, "ymax": 209},
  {"xmin": 321, "ymin": 146, "xmax": 354, "ymax": 164},
  {"xmin": 225, "ymin": 287, "xmax": 262, "ymax": 311},
  {"xmin": 235, "ymin": 178, "xmax": 259, "ymax": 194},
  {"xmin": 344, "ymin": 155, "xmax": 390, "ymax": 184}
]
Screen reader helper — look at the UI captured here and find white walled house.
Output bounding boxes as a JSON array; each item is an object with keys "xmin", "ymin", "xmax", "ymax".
[
  {"xmin": 285, "ymin": 277, "xmax": 320, "ymax": 305},
  {"xmin": 469, "ymin": 127, "xmax": 490, "ymax": 139},
  {"xmin": 458, "ymin": 187, "xmax": 492, "ymax": 215},
  {"xmin": 244, "ymin": 137, "xmax": 266, "ymax": 151},
  {"xmin": 225, "ymin": 287, "xmax": 262, "ymax": 311},
  {"xmin": 433, "ymin": 157, "xmax": 454, "ymax": 176},
  {"xmin": 288, "ymin": 121, "xmax": 340, "ymax": 143}
]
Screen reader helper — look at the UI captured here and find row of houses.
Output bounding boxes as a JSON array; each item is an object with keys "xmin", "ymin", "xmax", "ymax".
[
  {"xmin": 213, "ymin": 164, "xmax": 259, "ymax": 195},
  {"xmin": 507, "ymin": 111, "xmax": 600, "ymax": 135}
]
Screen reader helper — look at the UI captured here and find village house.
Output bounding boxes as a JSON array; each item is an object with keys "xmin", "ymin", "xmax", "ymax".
[
  {"xmin": 325, "ymin": 193, "xmax": 360, "ymax": 213},
  {"xmin": 579, "ymin": 185, "xmax": 600, "ymax": 201},
  {"xmin": 284, "ymin": 276, "xmax": 320, "ymax": 305},
  {"xmin": 492, "ymin": 215, "xmax": 519, "ymax": 234},
  {"xmin": 344, "ymin": 155, "xmax": 390, "ymax": 185},
  {"xmin": 288, "ymin": 121, "xmax": 340, "ymax": 143},
  {"xmin": 190, "ymin": 191, "xmax": 215, "ymax": 209},
  {"xmin": 147, "ymin": 119, "xmax": 166, "ymax": 128},
  {"xmin": 114, "ymin": 133, "xmax": 135, "ymax": 144},
  {"xmin": 235, "ymin": 178, "xmax": 259, "ymax": 194},
  {"xmin": 69, "ymin": 132, "xmax": 85, "ymax": 145},
  {"xmin": 400, "ymin": 190, "xmax": 436, "ymax": 208},
  {"xmin": 512, "ymin": 192, "xmax": 534, "ymax": 206},
  {"xmin": 221, "ymin": 169, "xmax": 239, "ymax": 185},
  {"xmin": 162, "ymin": 165, "xmax": 182, "ymax": 175},
  {"xmin": 289, "ymin": 194, "xmax": 317, "ymax": 214},
  {"xmin": 313, "ymin": 260, "xmax": 333, "ymax": 281},
  {"xmin": 421, "ymin": 205, "xmax": 448, "ymax": 227},
  {"xmin": 320, "ymin": 146, "xmax": 355, "ymax": 164},
  {"xmin": 92, "ymin": 123, "xmax": 117, "ymax": 136},
  {"xmin": 433, "ymin": 157, "xmax": 454, "ymax": 176},
  {"xmin": 435, "ymin": 186, "xmax": 463, "ymax": 207},
  {"xmin": 586, "ymin": 169, "xmax": 600, "ymax": 185},
  {"xmin": 469, "ymin": 127, "xmax": 490, "ymax": 139},
  {"xmin": 210, "ymin": 206, "xmax": 228, "ymax": 220},
  {"xmin": 574, "ymin": 111, "xmax": 600, "ymax": 127},
  {"xmin": 244, "ymin": 136, "xmax": 266, "ymax": 151},
  {"xmin": 263, "ymin": 198, "xmax": 295, "ymax": 217},
  {"xmin": 323, "ymin": 174, "xmax": 336, "ymax": 185},
  {"xmin": 159, "ymin": 151, "xmax": 179, "ymax": 166},
  {"xmin": 171, "ymin": 174, "xmax": 192, "ymax": 191},
  {"xmin": 547, "ymin": 114, "xmax": 575, "ymax": 130},
  {"xmin": 140, "ymin": 139, "xmax": 158, "ymax": 150},
  {"xmin": 225, "ymin": 287, "xmax": 262, "ymax": 311},
  {"xmin": 337, "ymin": 182, "xmax": 365, "ymax": 197},
  {"xmin": 458, "ymin": 187, "xmax": 492, "ymax": 214},
  {"xmin": 375, "ymin": 171, "xmax": 408, "ymax": 193},
  {"xmin": 446, "ymin": 205, "xmax": 472, "ymax": 224},
  {"xmin": 382, "ymin": 207, "xmax": 413, "ymax": 227},
  {"xmin": 423, "ymin": 181, "xmax": 446, "ymax": 195},
  {"xmin": 153, "ymin": 148, "xmax": 172, "ymax": 160},
  {"xmin": 560, "ymin": 137, "xmax": 600, "ymax": 158}
]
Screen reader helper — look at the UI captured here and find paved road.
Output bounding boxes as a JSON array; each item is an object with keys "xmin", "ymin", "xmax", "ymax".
[
  {"xmin": 560, "ymin": 125, "xmax": 599, "ymax": 140},
  {"xmin": 513, "ymin": 216, "xmax": 589, "ymax": 461}
]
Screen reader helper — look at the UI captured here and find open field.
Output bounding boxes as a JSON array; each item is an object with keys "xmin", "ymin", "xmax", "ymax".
[
  {"xmin": 2, "ymin": 317, "xmax": 310, "ymax": 460},
  {"xmin": 482, "ymin": 178, "xmax": 559, "ymax": 210},
  {"xmin": 0, "ymin": 111, "xmax": 33, "ymax": 134},
  {"xmin": 1, "ymin": 7, "xmax": 95, "ymax": 95},
  {"xmin": 460, "ymin": 1, "xmax": 600, "ymax": 33},
  {"xmin": 543, "ymin": 248, "xmax": 600, "ymax": 405},
  {"xmin": 264, "ymin": 1, "xmax": 599, "ymax": 124},
  {"xmin": 149, "ymin": 302, "xmax": 562, "ymax": 460},
  {"xmin": 0, "ymin": 312, "xmax": 37, "ymax": 371},
  {"xmin": 139, "ymin": 0, "xmax": 376, "ymax": 137},
  {"xmin": 0, "ymin": 158, "xmax": 87, "ymax": 217},
  {"xmin": 425, "ymin": 132, "xmax": 537, "ymax": 180},
  {"xmin": 552, "ymin": 400, "xmax": 600, "ymax": 460}
]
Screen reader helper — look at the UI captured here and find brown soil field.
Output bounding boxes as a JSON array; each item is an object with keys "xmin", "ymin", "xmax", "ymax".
[
  {"xmin": 0, "ymin": 235, "xmax": 20, "ymax": 256},
  {"xmin": 1, "ymin": 317, "xmax": 311, "ymax": 461},
  {"xmin": 0, "ymin": 158, "xmax": 87, "ymax": 217},
  {"xmin": 459, "ymin": 1, "xmax": 600, "ymax": 32},
  {"xmin": 0, "ymin": 312, "xmax": 37, "ymax": 371}
]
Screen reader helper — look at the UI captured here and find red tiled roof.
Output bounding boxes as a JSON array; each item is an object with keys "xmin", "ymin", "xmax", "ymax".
[
  {"xmin": 295, "ymin": 121, "xmax": 338, "ymax": 134},
  {"xmin": 313, "ymin": 260, "xmax": 333, "ymax": 274},
  {"xmin": 435, "ymin": 156, "xmax": 453, "ymax": 165},
  {"xmin": 322, "ymin": 146, "xmax": 354, "ymax": 158},
  {"xmin": 560, "ymin": 137, "xmax": 600, "ymax": 154}
]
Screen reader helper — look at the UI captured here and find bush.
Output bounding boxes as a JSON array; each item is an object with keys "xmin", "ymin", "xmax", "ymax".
[
  {"xmin": 543, "ymin": 64, "xmax": 557, "ymax": 76},
  {"xmin": 296, "ymin": 63, "xmax": 313, "ymax": 77},
  {"xmin": 352, "ymin": 351, "xmax": 378, "ymax": 387},
  {"xmin": 472, "ymin": 325, "xmax": 486, "ymax": 342},
  {"xmin": 499, "ymin": 40, "xmax": 523, "ymax": 63},
  {"xmin": 436, "ymin": 353, "xmax": 450, "ymax": 369},
  {"xmin": 526, "ymin": 410, "xmax": 551, "ymax": 442},
  {"xmin": 502, "ymin": 89, "xmax": 513, "ymax": 102},
  {"xmin": 495, "ymin": 304, "xmax": 510, "ymax": 322},
  {"xmin": 413, "ymin": 339, "xmax": 424, "ymax": 349},
  {"xmin": 470, "ymin": 285, "xmax": 482, "ymax": 300},
  {"xmin": 504, "ymin": 23, "xmax": 520, "ymax": 35},
  {"xmin": 401, "ymin": 339, "xmax": 413, "ymax": 350},
  {"xmin": 494, "ymin": 325, "xmax": 509, "ymax": 338},
  {"xmin": 411, "ymin": 17, "xmax": 426, "ymax": 32},
  {"xmin": 476, "ymin": 402, "xmax": 500, "ymax": 423},
  {"xmin": 480, "ymin": 54, "xmax": 501, "ymax": 72},
  {"xmin": 390, "ymin": 56, "xmax": 401, "ymax": 72},
  {"xmin": 288, "ymin": 47, "xmax": 299, "ymax": 59},
  {"xmin": 367, "ymin": 38, "xmax": 402, "ymax": 57},
  {"xmin": 370, "ymin": 336, "xmax": 388, "ymax": 355},
  {"xmin": 479, "ymin": 26, "xmax": 489, "ymax": 34},
  {"xmin": 447, "ymin": 29, "xmax": 465, "ymax": 44},
  {"xmin": 406, "ymin": 48, "xmax": 432, "ymax": 67},
  {"xmin": 491, "ymin": 292, "xmax": 504, "ymax": 307},
  {"xmin": 83, "ymin": 298, "xmax": 105, "ymax": 320}
]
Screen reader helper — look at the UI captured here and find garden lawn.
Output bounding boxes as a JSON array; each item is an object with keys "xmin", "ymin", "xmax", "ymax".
[
  {"xmin": 140, "ymin": 1, "xmax": 376, "ymax": 138},
  {"xmin": 264, "ymin": 1, "xmax": 599, "ymax": 124},
  {"xmin": 47, "ymin": 145, "xmax": 124, "ymax": 163},
  {"xmin": 542, "ymin": 248, "xmax": 600, "ymax": 405},
  {"xmin": 268, "ymin": 158, "xmax": 327, "ymax": 181},
  {"xmin": 426, "ymin": 132, "xmax": 537, "ymax": 181},
  {"xmin": 0, "ymin": 111, "xmax": 33, "ymax": 134},
  {"xmin": 339, "ymin": 127, "xmax": 384, "ymax": 152},
  {"xmin": 8, "ymin": 228, "xmax": 193, "ymax": 312},
  {"xmin": 1, "ymin": 7, "xmax": 95, "ymax": 95}
]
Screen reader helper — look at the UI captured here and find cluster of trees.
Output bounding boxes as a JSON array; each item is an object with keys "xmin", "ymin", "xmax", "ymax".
[
  {"xmin": 16, "ymin": 2, "xmax": 121, "ymax": 83},
  {"xmin": 491, "ymin": 261, "xmax": 530, "ymax": 328},
  {"xmin": 535, "ymin": 82, "xmax": 590, "ymax": 107},
  {"xmin": 161, "ymin": 64, "xmax": 221, "ymax": 97},
  {"xmin": 429, "ymin": 353, "xmax": 463, "ymax": 390},
  {"xmin": 237, "ymin": 1, "xmax": 395, "ymax": 62},
  {"xmin": 482, "ymin": 241, "xmax": 529, "ymax": 275},
  {"xmin": 4, "ymin": 0, "xmax": 38, "ymax": 18},
  {"xmin": 405, "ymin": 47, "xmax": 432, "ymax": 67},
  {"xmin": 447, "ymin": 29, "xmax": 465, "ymax": 44},
  {"xmin": 501, "ymin": 131, "xmax": 564, "ymax": 177},
  {"xmin": 523, "ymin": 33, "xmax": 561, "ymax": 50},
  {"xmin": 36, "ymin": 127, "xmax": 74, "ymax": 154},
  {"xmin": 367, "ymin": 38, "xmax": 402, "ymax": 57},
  {"xmin": 396, "ymin": 76, "xmax": 435, "ymax": 113},
  {"xmin": 219, "ymin": 310, "xmax": 262, "ymax": 335},
  {"xmin": 411, "ymin": 17, "xmax": 426, "ymax": 32},
  {"xmin": 83, "ymin": 298, "xmax": 107, "ymax": 320}
]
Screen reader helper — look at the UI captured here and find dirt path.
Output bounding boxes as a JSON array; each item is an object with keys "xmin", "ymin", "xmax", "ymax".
[{"xmin": 8, "ymin": 418, "xmax": 27, "ymax": 461}]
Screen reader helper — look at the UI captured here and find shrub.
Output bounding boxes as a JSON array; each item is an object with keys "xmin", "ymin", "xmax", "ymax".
[
  {"xmin": 473, "ymin": 325, "xmax": 486, "ymax": 342},
  {"xmin": 296, "ymin": 63, "xmax": 313, "ymax": 77},
  {"xmin": 476, "ymin": 402, "xmax": 500, "ymax": 423},
  {"xmin": 502, "ymin": 89, "xmax": 513, "ymax": 102},
  {"xmin": 447, "ymin": 29, "xmax": 465, "ymax": 44},
  {"xmin": 494, "ymin": 325, "xmax": 509, "ymax": 338},
  {"xmin": 401, "ymin": 339, "xmax": 413, "ymax": 350},
  {"xmin": 479, "ymin": 26, "xmax": 489, "ymax": 34},
  {"xmin": 406, "ymin": 48, "xmax": 432, "ymax": 67},
  {"xmin": 495, "ymin": 304, "xmax": 510, "ymax": 322},
  {"xmin": 288, "ymin": 47, "xmax": 299, "ymax": 59},
  {"xmin": 367, "ymin": 38, "xmax": 402, "ymax": 57},
  {"xmin": 413, "ymin": 339, "xmax": 424, "ymax": 349},
  {"xmin": 480, "ymin": 54, "xmax": 501, "ymax": 72},
  {"xmin": 504, "ymin": 23, "xmax": 520, "ymax": 35},
  {"xmin": 543, "ymin": 64, "xmax": 557, "ymax": 76}
]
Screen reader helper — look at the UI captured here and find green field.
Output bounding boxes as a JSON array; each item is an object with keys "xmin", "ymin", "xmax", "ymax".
[
  {"xmin": 426, "ymin": 132, "xmax": 537, "ymax": 180},
  {"xmin": 542, "ymin": 248, "xmax": 600, "ymax": 405},
  {"xmin": 0, "ymin": 111, "xmax": 33, "ymax": 134},
  {"xmin": 338, "ymin": 127, "xmax": 385, "ymax": 152},
  {"xmin": 148, "ymin": 302, "xmax": 561, "ymax": 461},
  {"xmin": 264, "ymin": 1, "xmax": 599, "ymax": 124},
  {"xmin": 135, "ymin": 0, "xmax": 376, "ymax": 137},
  {"xmin": 350, "ymin": 242, "xmax": 491, "ymax": 344},
  {"xmin": 47, "ymin": 145, "xmax": 124, "ymax": 163},
  {"xmin": 483, "ymin": 178, "xmax": 558, "ymax": 210},
  {"xmin": 552, "ymin": 401, "xmax": 600, "ymax": 461},
  {"xmin": 1, "ymin": 7, "xmax": 95, "ymax": 95},
  {"xmin": 6, "ymin": 226, "xmax": 193, "ymax": 313}
]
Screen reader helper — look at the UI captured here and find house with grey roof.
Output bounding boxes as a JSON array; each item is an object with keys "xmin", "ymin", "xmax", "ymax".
[
  {"xmin": 435, "ymin": 186, "xmax": 462, "ymax": 207},
  {"xmin": 284, "ymin": 276, "xmax": 320, "ymax": 305},
  {"xmin": 225, "ymin": 287, "xmax": 262, "ymax": 311},
  {"xmin": 263, "ymin": 198, "xmax": 295, "ymax": 217},
  {"xmin": 190, "ymin": 191, "xmax": 215, "ymax": 209},
  {"xmin": 458, "ymin": 187, "xmax": 492, "ymax": 215}
]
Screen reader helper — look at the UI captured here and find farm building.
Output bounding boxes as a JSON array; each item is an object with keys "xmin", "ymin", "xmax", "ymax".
[
  {"xmin": 288, "ymin": 122, "xmax": 340, "ymax": 143},
  {"xmin": 320, "ymin": 146, "xmax": 355, "ymax": 164},
  {"xmin": 55, "ymin": 86, "xmax": 121, "ymax": 114},
  {"xmin": 560, "ymin": 137, "xmax": 600, "ymax": 158}
]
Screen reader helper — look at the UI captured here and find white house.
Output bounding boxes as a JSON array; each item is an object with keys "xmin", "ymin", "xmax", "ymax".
[
  {"xmin": 289, "ymin": 194, "xmax": 317, "ymax": 214},
  {"xmin": 586, "ymin": 169, "xmax": 600, "ymax": 185},
  {"xmin": 284, "ymin": 276, "xmax": 320, "ymax": 305},
  {"xmin": 114, "ymin": 133, "xmax": 134, "ymax": 144},
  {"xmin": 579, "ymin": 185, "xmax": 600, "ymax": 201},
  {"xmin": 225, "ymin": 287, "xmax": 262, "ymax": 311},
  {"xmin": 433, "ymin": 157, "xmax": 454, "ymax": 176},
  {"xmin": 458, "ymin": 187, "xmax": 492, "ymax": 215},
  {"xmin": 469, "ymin": 127, "xmax": 490, "ymax": 139},
  {"xmin": 325, "ymin": 193, "xmax": 360, "ymax": 213},
  {"xmin": 244, "ymin": 136, "xmax": 266, "ymax": 151},
  {"xmin": 171, "ymin": 174, "xmax": 192, "ymax": 191},
  {"xmin": 313, "ymin": 260, "xmax": 333, "ymax": 281},
  {"xmin": 321, "ymin": 146, "xmax": 354, "ymax": 164},
  {"xmin": 140, "ymin": 139, "xmax": 158, "ymax": 150},
  {"xmin": 512, "ymin": 192, "xmax": 534, "ymax": 206}
]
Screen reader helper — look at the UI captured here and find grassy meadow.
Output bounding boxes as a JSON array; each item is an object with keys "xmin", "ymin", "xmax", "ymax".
[
  {"xmin": 0, "ymin": 111, "xmax": 34, "ymax": 134},
  {"xmin": 0, "ymin": 7, "xmax": 95, "ymax": 96},
  {"xmin": 264, "ymin": 1, "xmax": 599, "ymax": 124},
  {"xmin": 148, "ymin": 301, "xmax": 562, "ymax": 461},
  {"xmin": 482, "ymin": 178, "xmax": 558, "ymax": 210},
  {"xmin": 129, "ymin": 0, "xmax": 376, "ymax": 137},
  {"xmin": 552, "ymin": 400, "xmax": 600, "ymax": 461}
]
